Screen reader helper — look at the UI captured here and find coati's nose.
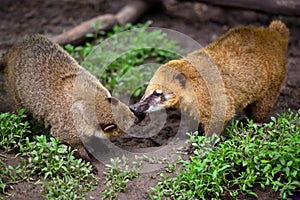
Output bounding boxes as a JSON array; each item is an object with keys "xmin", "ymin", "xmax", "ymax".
[{"xmin": 129, "ymin": 104, "xmax": 146, "ymax": 122}]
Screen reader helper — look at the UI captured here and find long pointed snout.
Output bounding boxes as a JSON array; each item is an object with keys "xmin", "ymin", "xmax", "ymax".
[{"xmin": 129, "ymin": 103, "xmax": 147, "ymax": 122}]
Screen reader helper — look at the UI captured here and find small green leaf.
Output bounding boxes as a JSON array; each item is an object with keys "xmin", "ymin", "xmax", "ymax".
[{"xmin": 286, "ymin": 160, "xmax": 293, "ymax": 167}]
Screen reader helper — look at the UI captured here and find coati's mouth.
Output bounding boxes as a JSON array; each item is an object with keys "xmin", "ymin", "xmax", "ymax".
[
  {"xmin": 129, "ymin": 89, "xmax": 178, "ymax": 123},
  {"xmin": 129, "ymin": 103, "xmax": 147, "ymax": 122},
  {"xmin": 100, "ymin": 123, "xmax": 122, "ymax": 138},
  {"xmin": 129, "ymin": 89, "xmax": 164, "ymax": 118}
]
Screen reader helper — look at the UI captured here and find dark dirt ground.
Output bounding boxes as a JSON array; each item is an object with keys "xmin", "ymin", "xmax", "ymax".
[{"xmin": 0, "ymin": 0, "xmax": 299, "ymax": 199}]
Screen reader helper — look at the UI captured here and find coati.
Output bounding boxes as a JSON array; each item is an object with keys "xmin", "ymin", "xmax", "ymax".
[
  {"xmin": 130, "ymin": 20, "xmax": 289, "ymax": 136},
  {"xmin": 0, "ymin": 34, "xmax": 135, "ymax": 160}
]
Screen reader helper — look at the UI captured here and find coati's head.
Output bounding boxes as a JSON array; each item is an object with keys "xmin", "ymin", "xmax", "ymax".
[
  {"xmin": 94, "ymin": 91, "xmax": 136, "ymax": 138},
  {"xmin": 71, "ymin": 78, "xmax": 136, "ymax": 140},
  {"xmin": 130, "ymin": 60, "xmax": 195, "ymax": 120},
  {"xmin": 96, "ymin": 97, "xmax": 135, "ymax": 138}
]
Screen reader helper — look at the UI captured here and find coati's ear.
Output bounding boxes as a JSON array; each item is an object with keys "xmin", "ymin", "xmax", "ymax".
[
  {"xmin": 107, "ymin": 97, "xmax": 119, "ymax": 106},
  {"xmin": 174, "ymin": 73, "xmax": 186, "ymax": 88}
]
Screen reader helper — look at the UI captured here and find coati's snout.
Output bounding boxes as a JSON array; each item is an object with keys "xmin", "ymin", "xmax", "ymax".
[
  {"xmin": 130, "ymin": 89, "xmax": 179, "ymax": 121},
  {"xmin": 130, "ymin": 71, "xmax": 187, "ymax": 121},
  {"xmin": 129, "ymin": 103, "xmax": 147, "ymax": 121}
]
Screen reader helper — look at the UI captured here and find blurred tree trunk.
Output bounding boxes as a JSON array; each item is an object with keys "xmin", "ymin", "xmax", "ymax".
[{"xmin": 177, "ymin": 0, "xmax": 300, "ymax": 16}]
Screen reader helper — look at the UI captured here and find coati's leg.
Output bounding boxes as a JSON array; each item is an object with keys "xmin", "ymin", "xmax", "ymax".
[
  {"xmin": 204, "ymin": 98, "xmax": 236, "ymax": 137},
  {"xmin": 74, "ymin": 144, "xmax": 98, "ymax": 174},
  {"xmin": 50, "ymin": 126, "xmax": 91, "ymax": 161},
  {"xmin": 244, "ymin": 83, "xmax": 283, "ymax": 123},
  {"xmin": 204, "ymin": 114, "xmax": 235, "ymax": 137},
  {"xmin": 73, "ymin": 144, "xmax": 92, "ymax": 162}
]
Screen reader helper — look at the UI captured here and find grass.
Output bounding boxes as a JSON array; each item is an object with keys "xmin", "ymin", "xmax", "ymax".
[
  {"xmin": 149, "ymin": 109, "xmax": 300, "ymax": 200},
  {"xmin": 0, "ymin": 110, "xmax": 97, "ymax": 199}
]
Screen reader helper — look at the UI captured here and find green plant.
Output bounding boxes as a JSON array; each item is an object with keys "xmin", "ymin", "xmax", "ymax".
[
  {"xmin": 19, "ymin": 135, "xmax": 98, "ymax": 199},
  {"xmin": 64, "ymin": 42, "xmax": 95, "ymax": 61},
  {"xmin": 86, "ymin": 19, "xmax": 105, "ymax": 40},
  {"xmin": 0, "ymin": 157, "xmax": 26, "ymax": 194},
  {"xmin": 86, "ymin": 21, "xmax": 181, "ymax": 98},
  {"xmin": 0, "ymin": 109, "xmax": 30, "ymax": 151},
  {"xmin": 150, "ymin": 109, "xmax": 300, "ymax": 199},
  {"xmin": 102, "ymin": 156, "xmax": 141, "ymax": 200},
  {"xmin": 0, "ymin": 111, "xmax": 98, "ymax": 199},
  {"xmin": 65, "ymin": 21, "xmax": 182, "ymax": 98},
  {"xmin": 0, "ymin": 110, "xmax": 32, "ymax": 194},
  {"xmin": 41, "ymin": 175, "xmax": 90, "ymax": 200}
]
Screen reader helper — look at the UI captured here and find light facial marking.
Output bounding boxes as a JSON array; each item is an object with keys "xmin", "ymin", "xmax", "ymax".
[
  {"xmin": 144, "ymin": 94, "xmax": 163, "ymax": 113},
  {"xmin": 164, "ymin": 93, "xmax": 174, "ymax": 100},
  {"xmin": 141, "ymin": 93, "xmax": 151, "ymax": 101},
  {"xmin": 146, "ymin": 104, "xmax": 163, "ymax": 112},
  {"xmin": 155, "ymin": 89, "xmax": 162, "ymax": 94},
  {"xmin": 141, "ymin": 89, "xmax": 162, "ymax": 101},
  {"xmin": 151, "ymin": 95, "xmax": 162, "ymax": 104}
]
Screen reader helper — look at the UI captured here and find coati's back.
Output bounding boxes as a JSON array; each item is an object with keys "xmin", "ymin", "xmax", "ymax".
[
  {"xmin": 188, "ymin": 20, "xmax": 289, "ymax": 111},
  {"xmin": 2, "ymin": 35, "xmax": 81, "ymax": 119},
  {"xmin": 1, "ymin": 34, "xmax": 125, "ymax": 130}
]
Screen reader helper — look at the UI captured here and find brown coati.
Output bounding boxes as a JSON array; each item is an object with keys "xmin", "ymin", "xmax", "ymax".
[
  {"xmin": 130, "ymin": 20, "xmax": 289, "ymax": 136},
  {"xmin": 0, "ymin": 34, "xmax": 135, "ymax": 160}
]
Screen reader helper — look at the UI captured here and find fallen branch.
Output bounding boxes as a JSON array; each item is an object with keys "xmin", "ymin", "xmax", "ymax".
[
  {"xmin": 50, "ymin": 14, "xmax": 117, "ymax": 45},
  {"xmin": 50, "ymin": 0, "xmax": 160, "ymax": 45},
  {"xmin": 177, "ymin": 0, "xmax": 300, "ymax": 16}
]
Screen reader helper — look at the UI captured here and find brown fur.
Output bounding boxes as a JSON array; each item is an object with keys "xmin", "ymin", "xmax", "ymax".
[
  {"xmin": 1, "ymin": 34, "xmax": 135, "ymax": 160},
  {"xmin": 131, "ymin": 20, "xmax": 289, "ymax": 136}
]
